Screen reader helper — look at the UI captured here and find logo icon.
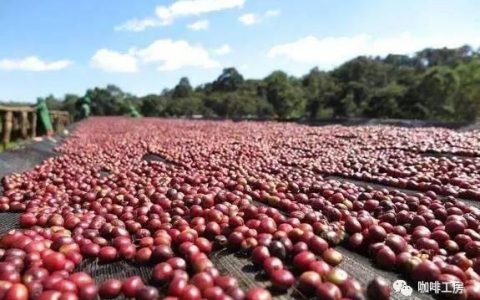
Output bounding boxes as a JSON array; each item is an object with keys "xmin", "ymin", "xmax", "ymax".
[{"xmin": 393, "ymin": 280, "xmax": 413, "ymax": 296}]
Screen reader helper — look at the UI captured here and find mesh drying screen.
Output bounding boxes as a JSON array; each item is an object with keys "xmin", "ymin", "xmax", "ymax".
[{"xmin": 0, "ymin": 212, "xmax": 19, "ymax": 234}]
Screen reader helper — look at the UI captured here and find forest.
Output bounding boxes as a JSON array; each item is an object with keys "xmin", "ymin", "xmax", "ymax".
[{"xmin": 12, "ymin": 45, "xmax": 480, "ymax": 122}]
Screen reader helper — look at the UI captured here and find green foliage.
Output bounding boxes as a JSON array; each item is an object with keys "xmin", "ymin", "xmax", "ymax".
[
  {"xmin": 453, "ymin": 59, "xmax": 480, "ymax": 121},
  {"xmin": 212, "ymin": 68, "xmax": 245, "ymax": 92},
  {"xmin": 263, "ymin": 71, "xmax": 305, "ymax": 119},
  {"xmin": 140, "ymin": 94, "xmax": 167, "ymax": 117},
  {"xmin": 63, "ymin": 94, "xmax": 80, "ymax": 118},
  {"xmin": 414, "ymin": 67, "xmax": 459, "ymax": 120},
  {"xmin": 173, "ymin": 77, "xmax": 193, "ymax": 99},
  {"xmin": 7, "ymin": 45, "xmax": 480, "ymax": 123},
  {"xmin": 85, "ymin": 85, "xmax": 125, "ymax": 116},
  {"xmin": 415, "ymin": 46, "xmax": 474, "ymax": 67},
  {"xmin": 44, "ymin": 94, "xmax": 64, "ymax": 110},
  {"xmin": 302, "ymin": 68, "xmax": 336, "ymax": 119},
  {"xmin": 166, "ymin": 97, "xmax": 203, "ymax": 116},
  {"xmin": 363, "ymin": 83, "xmax": 404, "ymax": 118}
]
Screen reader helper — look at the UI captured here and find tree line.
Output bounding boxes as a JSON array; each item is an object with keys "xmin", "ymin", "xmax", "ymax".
[{"xmin": 8, "ymin": 45, "xmax": 480, "ymax": 122}]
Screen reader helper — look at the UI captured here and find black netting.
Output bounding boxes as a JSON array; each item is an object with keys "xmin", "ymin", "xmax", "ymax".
[
  {"xmin": 212, "ymin": 248, "xmax": 307, "ymax": 300},
  {"xmin": 0, "ymin": 213, "xmax": 19, "ymax": 234},
  {"xmin": 75, "ymin": 259, "xmax": 152, "ymax": 284}
]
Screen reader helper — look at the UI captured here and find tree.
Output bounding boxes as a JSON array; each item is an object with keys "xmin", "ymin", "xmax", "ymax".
[
  {"xmin": 18, "ymin": 45, "xmax": 480, "ymax": 123},
  {"xmin": 212, "ymin": 68, "xmax": 244, "ymax": 92},
  {"xmin": 85, "ymin": 85, "xmax": 129, "ymax": 116},
  {"xmin": 140, "ymin": 95, "xmax": 167, "ymax": 117},
  {"xmin": 173, "ymin": 77, "xmax": 193, "ymax": 98},
  {"xmin": 415, "ymin": 45, "xmax": 473, "ymax": 67},
  {"xmin": 45, "ymin": 94, "xmax": 63, "ymax": 110},
  {"xmin": 302, "ymin": 68, "xmax": 337, "ymax": 119},
  {"xmin": 202, "ymin": 95, "xmax": 228, "ymax": 117},
  {"xmin": 453, "ymin": 59, "xmax": 480, "ymax": 121},
  {"xmin": 165, "ymin": 96, "xmax": 203, "ymax": 116},
  {"xmin": 331, "ymin": 57, "xmax": 392, "ymax": 117},
  {"xmin": 384, "ymin": 54, "xmax": 415, "ymax": 67},
  {"xmin": 263, "ymin": 71, "xmax": 305, "ymax": 119},
  {"xmin": 330, "ymin": 89, "xmax": 358, "ymax": 118},
  {"xmin": 332, "ymin": 56, "xmax": 389, "ymax": 87},
  {"xmin": 363, "ymin": 84, "xmax": 404, "ymax": 118},
  {"xmin": 404, "ymin": 67, "xmax": 460, "ymax": 120},
  {"xmin": 63, "ymin": 94, "xmax": 80, "ymax": 120}
]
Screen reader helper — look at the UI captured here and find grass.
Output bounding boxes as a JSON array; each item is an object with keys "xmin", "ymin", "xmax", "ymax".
[{"xmin": 0, "ymin": 140, "xmax": 25, "ymax": 152}]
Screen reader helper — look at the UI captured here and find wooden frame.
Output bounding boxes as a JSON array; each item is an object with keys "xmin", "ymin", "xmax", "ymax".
[{"xmin": 0, "ymin": 105, "xmax": 71, "ymax": 148}]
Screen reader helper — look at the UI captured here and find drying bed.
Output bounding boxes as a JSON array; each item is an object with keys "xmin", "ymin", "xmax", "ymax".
[{"xmin": 1, "ymin": 117, "xmax": 480, "ymax": 299}]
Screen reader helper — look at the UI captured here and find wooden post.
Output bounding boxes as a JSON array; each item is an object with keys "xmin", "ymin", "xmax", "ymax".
[
  {"xmin": 30, "ymin": 111, "xmax": 37, "ymax": 138},
  {"xmin": 59, "ymin": 115, "xmax": 65, "ymax": 131},
  {"xmin": 3, "ymin": 111, "xmax": 13, "ymax": 148},
  {"xmin": 50, "ymin": 113, "xmax": 56, "ymax": 132},
  {"xmin": 0, "ymin": 106, "xmax": 70, "ymax": 145},
  {"xmin": 21, "ymin": 111, "xmax": 29, "ymax": 139},
  {"xmin": 57, "ymin": 115, "xmax": 61, "ymax": 131}
]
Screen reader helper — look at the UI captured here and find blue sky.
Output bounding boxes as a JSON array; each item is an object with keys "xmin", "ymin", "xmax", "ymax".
[{"xmin": 0, "ymin": 0, "xmax": 479, "ymax": 102}]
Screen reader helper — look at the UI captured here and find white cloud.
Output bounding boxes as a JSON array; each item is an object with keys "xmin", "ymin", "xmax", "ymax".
[
  {"xmin": 239, "ymin": 9, "xmax": 280, "ymax": 26},
  {"xmin": 91, "ymin": 49, "xmax": 138, "ymax": 73},
  {"xmin": 188, "ymin": 19, "xmax": 209, "ymax": 31},
  {"xmin": 135, "ymin": 39, "xmax": 220, "ymax": 71},
  {"xmin": 0, "ymin": 56, "xmax": 71, "ymax": 72},
  {"xmin": 214, "ymin": 44, "xmax": 232, "ymax": 55},
  {"xmin": 238, "ymin": 13, "xmax": 259, "ymax": 26},
  {"xmin": 117, "ymin": 0, "xmax": 244, "ymax": 32},
  {"xmin": 265, "ymin": 9, "xmax": 280, "ymax": 17},
  {"xmin": 267, "ymin": 33, "xmax": 480, "ymax": 69},
  {"xmin": 92, "ymin": 38, "xmax": 222, "ymax": 72},
  {"xmin": 114, "ymin": 18, "xmax": 160, "ymax": 32},
  {"xmin": 156, "ymin": 0, "xmax": 245, "ymax": 24}
]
